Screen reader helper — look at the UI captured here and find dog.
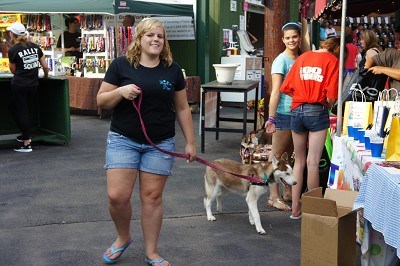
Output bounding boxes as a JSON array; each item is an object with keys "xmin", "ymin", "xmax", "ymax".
[{"xmin": 204, "ymin": 153, "xmax": 297, "ymax": 235}]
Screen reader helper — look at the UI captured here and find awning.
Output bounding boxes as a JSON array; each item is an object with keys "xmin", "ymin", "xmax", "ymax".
[
  {"xmin": 0, "ymin": 0, "xmax": 194, "ymax": 17},
  {"xmin": 308, "ymin": 0, "xmax": 400, "ymax": 20}
]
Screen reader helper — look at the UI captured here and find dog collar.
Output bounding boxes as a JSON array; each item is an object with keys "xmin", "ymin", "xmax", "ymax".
[{"xmin": 251, "ymin": 172, "xmax": 272, "ymax": 187}]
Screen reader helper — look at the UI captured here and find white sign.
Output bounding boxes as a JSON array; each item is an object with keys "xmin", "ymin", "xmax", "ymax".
[
  {"xmin": 230, "ymin": 0, "xmax": 237, "ymax": 12},
  {"xmin": 153, "ymin": 16, "xmax": 195, "ymax": 40}
]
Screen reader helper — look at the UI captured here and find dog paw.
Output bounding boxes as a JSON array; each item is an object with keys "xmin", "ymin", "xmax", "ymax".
[
  {"xmin": 257, "ymin": 229, "xmax": 266, "ymax": 235},
  {"xmin": 207, "ymin": 215, "xmax": 216, "ymax": 221}
]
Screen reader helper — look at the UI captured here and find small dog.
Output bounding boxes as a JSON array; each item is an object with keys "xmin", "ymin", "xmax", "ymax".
[{"xmin": 204, "ymin": 153, "xmax": 296, "ymax": 234}]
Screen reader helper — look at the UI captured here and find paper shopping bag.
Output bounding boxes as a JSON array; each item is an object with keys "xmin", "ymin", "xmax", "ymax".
[
  {"xmin": 343, "ymin": 101, "xmax": 351, "ymax": 135},
  {"xmin": 328, "ymin": 136, "xmax": 344, "ymax": 189},
  {"xmin": 343, "ymin": 90, "xmax": 373, "ymax": 135},
  {"xmin": 373, "ymin": 89, "xmax": 398, "ymax": 135},
  {"xmin": 348, "ymin": 101, "xmax": 373, "ymax": 129},
  {"xmin": 385, "ymin": 116, "xmax": 400, "ymax": 161},
  {"xmin": 374, "ymin": 105, "xmax": 389, "ymax": 137}
]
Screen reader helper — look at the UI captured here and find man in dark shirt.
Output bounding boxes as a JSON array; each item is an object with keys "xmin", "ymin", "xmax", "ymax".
[{"xmin": 56, "ymin": 17, "xmax": 82, "ymax": 58}]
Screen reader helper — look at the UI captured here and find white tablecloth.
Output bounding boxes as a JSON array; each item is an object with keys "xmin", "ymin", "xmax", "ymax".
[{"xmin": 354, "ymin": 163, "xmax": 400, "ymax": 258}]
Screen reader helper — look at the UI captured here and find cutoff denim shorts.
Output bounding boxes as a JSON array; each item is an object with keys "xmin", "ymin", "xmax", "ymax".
[
  {"xmin": 290, "ymin": 104, "xmax": 329, "ymax": 133},
  {"xmin": 275, "ymin": 112, "xmax": 291, "ymax": 130},
  {"xmin": 105, "ymin": 131, "xmax": 175, "ymax": 176}
]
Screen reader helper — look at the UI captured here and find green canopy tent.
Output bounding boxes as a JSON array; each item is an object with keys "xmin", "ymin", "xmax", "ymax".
[{"xmin": 0, "ymin": 0, "xmax": 193, "ymax": 16}]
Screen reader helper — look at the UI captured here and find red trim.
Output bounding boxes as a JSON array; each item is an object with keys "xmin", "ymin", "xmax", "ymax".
[{"xmin": 315, "ymin": 0, "xmax": 327, "ymax": 18}]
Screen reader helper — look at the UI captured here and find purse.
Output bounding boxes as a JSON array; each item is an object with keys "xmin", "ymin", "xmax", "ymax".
[{"xmin": 354, "ymin": 67, "xmax": 388, "ymax": 102}]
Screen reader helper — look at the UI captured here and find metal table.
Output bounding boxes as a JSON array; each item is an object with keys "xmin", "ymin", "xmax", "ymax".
[{"xmin": 200, "ymin": 80, "xmax": 259, "ymax": 153}]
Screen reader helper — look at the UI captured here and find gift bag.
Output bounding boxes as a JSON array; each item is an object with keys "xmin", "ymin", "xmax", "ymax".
[
  {"xmin": 327, "ymin": 135, "xmax": 345, "ymax": 189},
  {"xmin": 373, "ymin": 88, "xmax": 398, "ymax": 136},
  {"xmin": 343, "ymin": 101, "xmax": 351, "ymax": 135},
  {"xmin": 373, "ymin": 90, "xmax": 391, "ymax": 137},
  {"xmin": 385, "ymin": 116, "xmax": 400, "ymax": 161},
  {"xmin": 343, "ymin": 90, "xmax": 373, "ymax": 135}
]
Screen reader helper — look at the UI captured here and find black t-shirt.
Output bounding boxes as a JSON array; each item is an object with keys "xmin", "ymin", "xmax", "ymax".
[
  {"xmin": 56, "ymin": 31, "xmax": 82, "ymax": 58},
  {"xmin": 104, "ymin": 56, "xmax": 186, "ymax": 143},
  {"xmin": 8, "ymin": 42, "xmax": 44, "ymax": 87}
]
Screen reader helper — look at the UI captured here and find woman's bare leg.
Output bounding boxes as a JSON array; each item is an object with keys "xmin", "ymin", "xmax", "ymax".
[
  {"xmin": 140, "ymin": 171, "xmax": 169, "ymax": 265},
  {"xmin": 291, "ymin": 131, "xmax": 308, "ymax": 217},
  {"xmin": 268, "ymin": 129, "xmax": 293, "ymax": 210},
  {"xmin": 105, "ymin": 168, "xmax": 137, "ymax": 259},
  {"xmin": 307, "ymin": 129, "xmax": 328, "ymax": 191}
]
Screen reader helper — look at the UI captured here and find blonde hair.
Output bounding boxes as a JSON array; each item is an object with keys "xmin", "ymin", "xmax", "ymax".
[
  {"xmin": 126, "ymin": 18, "xmax": 173, "ymax": 68},
  {"xmin": 12, "ymin": 33, "xmax": 29, "ymax": 46}
]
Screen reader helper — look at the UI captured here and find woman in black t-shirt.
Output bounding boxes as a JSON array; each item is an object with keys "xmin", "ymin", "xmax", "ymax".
[
  {"xmin": 97, "ymin": 18, "xmax": 196, "ymax": 265},
  {"xmin": 7, "ymin": 22, "xmax": 49, "ymax": 152}
]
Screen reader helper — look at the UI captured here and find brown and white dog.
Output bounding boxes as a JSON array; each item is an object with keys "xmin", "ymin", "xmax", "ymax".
[{"xmin": 204, "ymin": 153, "xmax": 296, "ymax": 234}]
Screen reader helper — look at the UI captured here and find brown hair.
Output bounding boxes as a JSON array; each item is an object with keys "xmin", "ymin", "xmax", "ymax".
[
  {"xmin": 359, "ymin": 29, "xmax": 381, "ymax": 53},
  {"xmin": 320, "ymin": 37, "xmax": 342, "ymax": 58},
  {"xmin": 125, "ymin": 18, "xmax": 173, "ymax": 68}
]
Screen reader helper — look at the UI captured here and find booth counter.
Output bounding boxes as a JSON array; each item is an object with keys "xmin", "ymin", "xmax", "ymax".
[
  {"xmin": 0, "ymin": 76, "xmax": 71, "ymax": 146},
  {"xmin": 62, "ymin": 76, "xmax": 106, "ymax": 116}
]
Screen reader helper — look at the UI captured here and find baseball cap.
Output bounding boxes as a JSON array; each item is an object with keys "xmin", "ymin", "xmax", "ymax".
[{"xmin": 6, "ymin": 22, "xmax": 26, "ymax": 35}]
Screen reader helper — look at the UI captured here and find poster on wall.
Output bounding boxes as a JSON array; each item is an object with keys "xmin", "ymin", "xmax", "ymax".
[
  {"xmin": 103, "ymin": 15, "xmax": 195, "ymax": 41},
  {"xmin": 153, "ymin": 16, "xmax": 195, "ymax": 40}
]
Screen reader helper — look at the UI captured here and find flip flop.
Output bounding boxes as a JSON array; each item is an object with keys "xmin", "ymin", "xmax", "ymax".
[
  {"xmin": 290, "ymin": 214, "xmax": 302, "ymax": 220},
  {"xmin": 103, "ymin": 238, "xmax": 133, "ymax": 264},
  {"xmin": 145, "ymin": 256, "xmax": 171, "ymax": 266}
]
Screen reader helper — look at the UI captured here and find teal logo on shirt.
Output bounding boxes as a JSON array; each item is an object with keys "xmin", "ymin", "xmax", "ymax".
[{"xmin": 160, "ymin": 80, "xmax": 172, "ymax": 91}]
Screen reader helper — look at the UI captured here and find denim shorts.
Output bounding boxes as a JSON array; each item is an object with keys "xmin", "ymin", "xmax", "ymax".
[
  {"xmin": 105, "ymin": 131, "xmax": 175, "ymax": 176},
  {"xmin": 275, "ymin": 112, "xmax": 291, "ymax": 130},
  {"xmin": 290, "ymin": 104, "xmax": 329, "ymax": 133}
]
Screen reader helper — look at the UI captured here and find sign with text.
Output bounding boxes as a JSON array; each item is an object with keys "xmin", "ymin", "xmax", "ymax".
[{"xmin": 153, "ymin": 16, "xmax": 195, "ymax": 40}]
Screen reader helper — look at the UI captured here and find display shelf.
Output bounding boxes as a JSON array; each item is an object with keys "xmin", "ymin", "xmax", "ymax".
[
  {"xmin": 26, "ymin": 14, "xmax": 65, "ymax": 76},
  {"xmin": 81, "ymin": 18, "xmax": 109, "ymax": 78}
]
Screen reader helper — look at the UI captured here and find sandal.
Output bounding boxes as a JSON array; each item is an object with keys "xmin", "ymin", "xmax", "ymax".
[
  {"xmin": 103, "ymin": 238, "xmax": 133, "ymax": 264},
  {"xmin": 267, "ymin": 197, "xmax": 291, "ymax": 211},
  {"xmin": 282, "ymin": 195, "xmax": 292, "ymax": 202},
  {"xmin": 145, "ymin": 256, "xmax": 171, "ymax": 266}
]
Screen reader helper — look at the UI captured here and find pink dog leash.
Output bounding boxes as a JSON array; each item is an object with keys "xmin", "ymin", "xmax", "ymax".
[{"xmin": 131, "ymin": 91, "xmax": 268, "ymax": 185}]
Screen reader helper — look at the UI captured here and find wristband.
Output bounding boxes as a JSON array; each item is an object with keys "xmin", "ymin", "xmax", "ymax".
[{"xmin": 267, "ymin": 117, "xmax": 276, "ymax": 125}]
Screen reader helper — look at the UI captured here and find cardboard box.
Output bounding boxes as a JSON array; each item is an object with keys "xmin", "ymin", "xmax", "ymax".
[{"xmin": 301, "ymin": 187, "xmax": 360, "ymax": 266}]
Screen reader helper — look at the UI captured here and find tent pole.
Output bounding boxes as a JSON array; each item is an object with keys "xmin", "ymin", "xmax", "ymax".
[{"xmin": 336, "ymin": 0, "xmax": 347, "ymax": 137}]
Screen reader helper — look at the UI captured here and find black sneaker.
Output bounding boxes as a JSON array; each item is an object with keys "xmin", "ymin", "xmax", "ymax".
[
  {"xmin": 16, "ymin": 135, "xmax": 31, "ymax": 143},
  {"xmin": 14, "ymin": 144, "xmax": 33, "ymax": 153}
]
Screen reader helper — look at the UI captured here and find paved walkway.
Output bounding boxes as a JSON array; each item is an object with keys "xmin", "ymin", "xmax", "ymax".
[{"xmin": 0, "ymin": 107, "xmax": 360, "ymax": 265}]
